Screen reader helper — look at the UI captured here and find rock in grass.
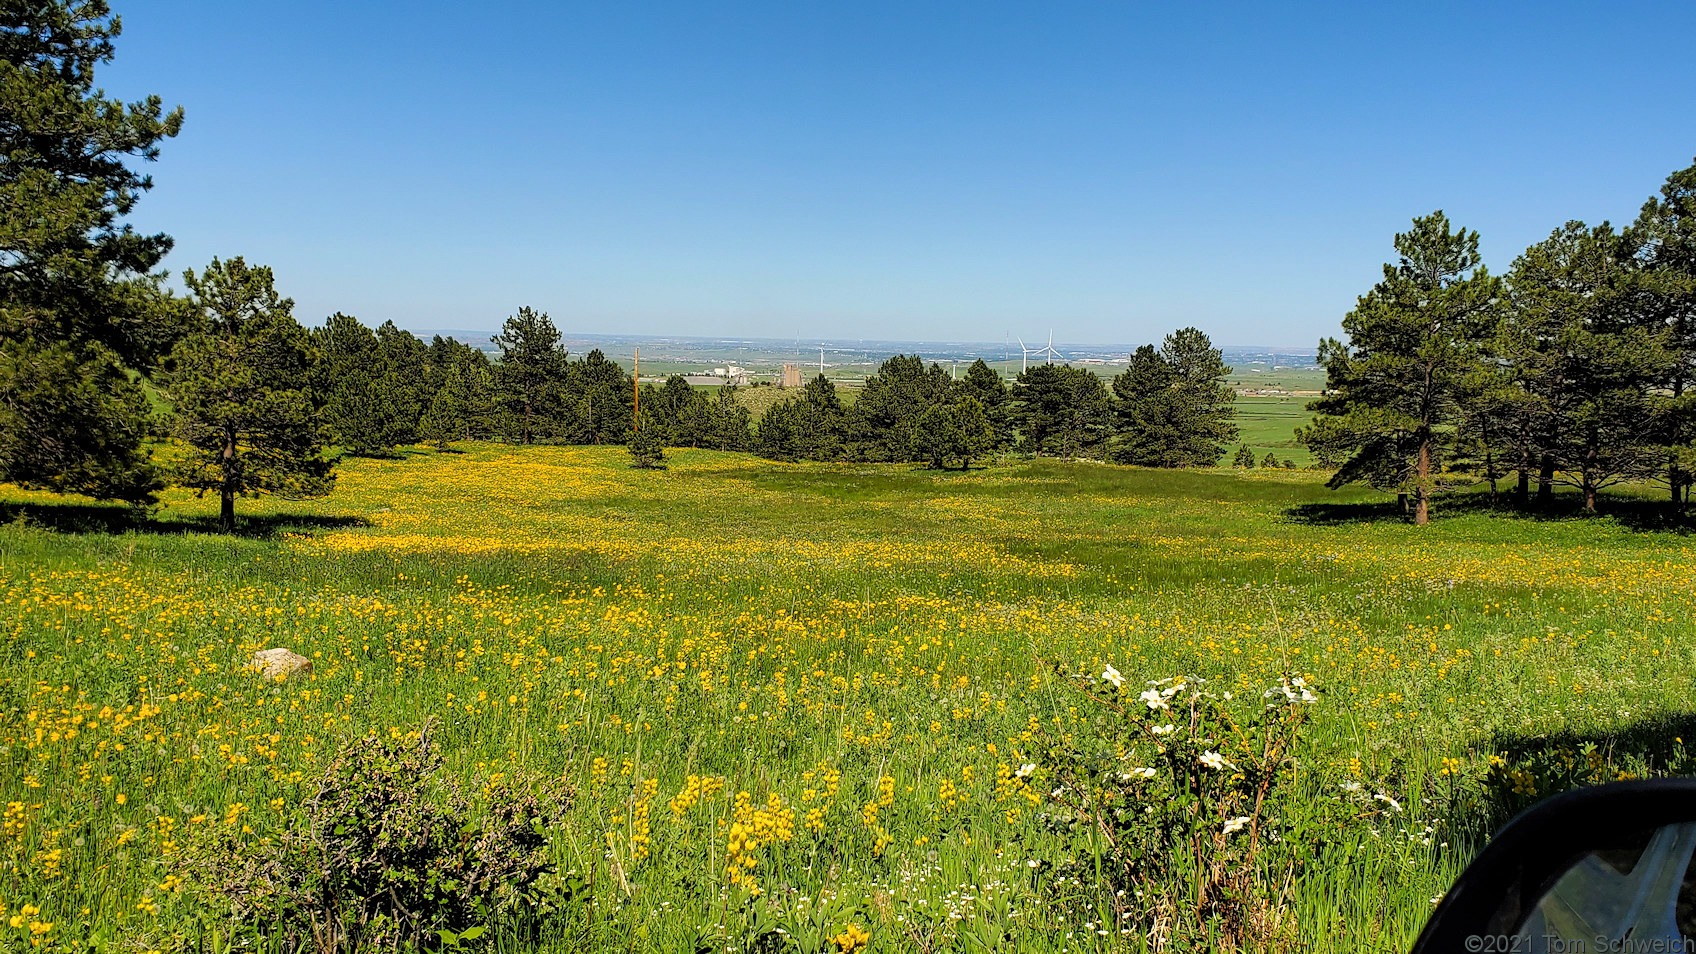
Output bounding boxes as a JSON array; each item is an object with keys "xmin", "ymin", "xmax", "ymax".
[{"xmin": 251, "ymin": 648, "xmax": 312, "ymax": 681}]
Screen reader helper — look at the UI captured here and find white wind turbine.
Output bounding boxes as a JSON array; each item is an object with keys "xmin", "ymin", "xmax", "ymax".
[{"xmin": 1022, "ymin": 331, "xmax": 1064, "ymax": 367}]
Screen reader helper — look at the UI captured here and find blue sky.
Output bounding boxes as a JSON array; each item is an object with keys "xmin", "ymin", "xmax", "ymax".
[{"xmin": 106, "ymin": 1, "xmax": 1695, "ymax": 347}]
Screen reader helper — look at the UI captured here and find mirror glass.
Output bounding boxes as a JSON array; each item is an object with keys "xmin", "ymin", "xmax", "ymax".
[{"xmin": 1516, "ymin": 821, "xmax": 1696, "ymax": 953}]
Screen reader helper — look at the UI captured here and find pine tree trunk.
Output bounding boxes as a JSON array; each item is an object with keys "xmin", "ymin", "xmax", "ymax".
[
  {"xmin": 220, "ymin": 423, "xmax": 237, "ymax": 533},
  {"xmin": 1415, "ymin": 439, "xmax": 1430, "ymax": 526},
  {"xmin": 1537, "ymin": 454, "xmax": 1555, "ymax": 506},
  {"xmin": 1398, "ymin": 492, "xmax": 1408, "ymax": 513},
  {"xmin": 1584, "ymin": 477, "xmax": 1598, "ymax": 512},
  {"xmin": 1515, "ymin": 468, "xmax": 1530, "ymax": 505}
]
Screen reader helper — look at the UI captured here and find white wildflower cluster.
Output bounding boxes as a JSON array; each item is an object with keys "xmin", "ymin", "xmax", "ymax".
[{"xmin": 1263, "ymin": 675, "xmax": 1317, "ymax": 706}]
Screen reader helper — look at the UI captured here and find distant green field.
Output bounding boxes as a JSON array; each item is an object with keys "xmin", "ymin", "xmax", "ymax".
[{"xmin": 1235, "ymin": 395, "xmax": 1316, "ymax": 466}]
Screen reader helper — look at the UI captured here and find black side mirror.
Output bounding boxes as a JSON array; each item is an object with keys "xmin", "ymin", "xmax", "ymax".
[{"xmin": 1413, "ymin": 778, "xmax": 1696, "ymax": 954}]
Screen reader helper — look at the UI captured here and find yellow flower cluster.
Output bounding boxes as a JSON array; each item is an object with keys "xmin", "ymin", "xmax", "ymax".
[{"xmin": 723, "ymin": 790, "xmax": 796, "ymax": 893}]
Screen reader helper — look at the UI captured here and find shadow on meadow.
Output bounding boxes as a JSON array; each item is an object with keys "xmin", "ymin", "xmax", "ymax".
[
  {"xmin": 0, "ymin": 500, "xmax": 369, "ymax": 538},
  {"xmin": 1443, "ymin": 710, "xmax": 1696, "ymax": 841},
  {"xmin": 1285, "ymin": 493, "xmax": 1696, "ymax": 533}
]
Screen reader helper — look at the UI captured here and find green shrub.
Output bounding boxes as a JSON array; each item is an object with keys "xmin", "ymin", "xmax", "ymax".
[{"xmin": 178, "ymin": 722, "xmax": 574, "ymax": 952}]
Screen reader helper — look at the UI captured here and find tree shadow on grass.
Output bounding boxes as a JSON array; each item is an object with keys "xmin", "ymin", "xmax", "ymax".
[
  {"xmin": 1444, "ymin": 711, "xmax": 1696, "ymax": 840},
  {"xmin": 1285, "ymin": 493, "xmax": 1696, "ymax": 533},
  {"xmin": 0, "ymin": 500, "xmax": 369, "ymax": 539}
]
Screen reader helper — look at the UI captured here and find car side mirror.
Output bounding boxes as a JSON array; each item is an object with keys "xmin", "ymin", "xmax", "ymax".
[{"xmin": 1413, "ymin": 778, "xmax": 1696, "ymax": 954}]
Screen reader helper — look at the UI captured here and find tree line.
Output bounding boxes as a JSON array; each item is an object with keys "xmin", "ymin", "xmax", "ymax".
[
  {"xmin": 1300, "ymin": 158, "xmax": 1696, "ymax": 524},
  {"xmin": 747, "ymin": 329, "xmax": 1238, "ymax": 470}
]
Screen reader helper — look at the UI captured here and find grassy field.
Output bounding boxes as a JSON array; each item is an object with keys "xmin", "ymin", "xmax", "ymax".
[{"xmin": 4, "ymin": 447, "xmax": 1691, "ymax": 951}]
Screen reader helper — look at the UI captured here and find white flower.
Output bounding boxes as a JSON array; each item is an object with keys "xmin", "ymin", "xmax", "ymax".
[
  {"xmin": 1102, "ymin": 664, "xmax": 1124, "ymax": 689},
  {"xmin": 1150, "ymin": 724, "xmax": 1176, "ymax": 736},
  {"xmin": 1139, "ymin": 689, "xmax": 1169, "ymax": 710},
  {"xmin": 1118, "ymin": 767, "xmax": 1157, "ymax": 781},
  {"xmin": 1199, "ymin": 751, "xmax": 1232, "ymax": 771},
  {"xmin": 1016, "ymin": 763, "xmax": 1036, "ymax": 779},
  {"xmin": 1374, "ymin": 793, "xmax": 1402, "ymax": 813},
  {"xmin": 1222, "ymin": 816, "xmax": 1252, "ymax": 835},
  {"xmin": 1340, "ymin": 781, "xmax": 1364, "ymax": 794},
  {"xmin": 1160, "ymin": 681, "xmax": 1185, "ymax": 698},
  {"xmin": 1299, "ymin": 687, "xmax": 1317, "ymax": 703}
]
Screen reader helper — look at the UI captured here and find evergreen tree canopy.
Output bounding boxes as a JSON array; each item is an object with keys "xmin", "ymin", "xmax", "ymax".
[
  {"xmin": 708, "ymin": 384, "xmax": 752, "ymax": 451},
  {"xmin": 1627, "ymin": 158, "xmax": 1696, "ymax": 501},
  {"xmin": 0, "ymin": 0, "xmax": 186, "ymax": 501},
  {"xmin": 757, "ymin": 374, "xmax": 845, "ymax": 461},
  {"xmin": 491, "ymin": 306, "xmax": 566, "ymax": 444},
  {"xmin": 957, "ymin": 358, "xmax": 1011, "ymax": 448},
  {"xmin": 159, "ymin": 257, "xmax": 332, "ymax": 531},
  {"xmin": 911, "ymin": 396, "xmax": 995, "ymax": 470},
  {"xmin": 1011, "ymin": 363, "xmax": 1111, "ymax": 458},
  {"xmin": 562, "ymin": 349, "xmax": 632, "ymax": 444},
  {"xmin": 850, "ymin": 354, "xmax": 953, "ymax": 461},
  {"xmin": 1303, "ymin": 211, "xmax": 1501, "ymax": 524}
]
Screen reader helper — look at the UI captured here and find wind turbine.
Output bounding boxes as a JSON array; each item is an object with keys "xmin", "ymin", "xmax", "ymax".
[
  {"xmin": 1016, "ymin": 336, "xmax": 1039, "ymax": 374},
  {"xmin": 1020, "ymin": 331, "xmax": 1065, "ymax": 369}
]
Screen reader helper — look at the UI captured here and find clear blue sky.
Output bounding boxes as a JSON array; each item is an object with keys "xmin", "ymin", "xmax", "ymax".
[{"xmin": 106, "ymin": 1, "xmax": 1695, "ymax": 347}]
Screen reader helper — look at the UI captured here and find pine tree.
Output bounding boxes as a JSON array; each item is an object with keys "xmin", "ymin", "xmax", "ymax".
[
  {"xmin": 312, "ymin": 313, "xmax": 396, "ymax": 455},
  {"xmin": 492, "ymin": 307, "xmax": 567, "ymax": 444},
  {"xmin": 1626, "ymin": 159, "xmax": 1696, "ymax": 503},
  {"xmin": 1262, "ymin": 451, "xmax": 1279, "ymax": 469},
  {"xmin": 0, "ymin": 0, "xmax": 186, "ymax": 501},
  {"xmin": 709, "ymin": 385, "xmax": 752, "ymax": 451},
  {"xmin": 158, "ymin": 258, "xmax": 332, "ymax": 532},
  {"xmin": 373, "ymin": 320, "xmax": 430, "ymax": 445},
  {"xmin": 1110, "ymin": 345, "xmax": 1182, "ymax": 466},
  {"xmin": 628, "ymin": 418, "xmax": 667, "ymax": 469},
  {"xmin": 958, "ymin": 359, "xmax": 1011, "ymax": 448},
  {"xmin": 1304, "ymin": 212, "xmax": 1501, "ymax": 524},
  {"xmin": 1503, "ymin": 222, "xmax": 1673, "ymax": 510},
  {"xmin": 911, "ymin": 397, "xmax": 995, "ymax": 470},
  {"xmin": 562, "ymin": 349, "xmax": 632, "ymax": 445},
  {"xmin": 1232, "ymin": 444, "xmax": 1256, "ymax": 468},
  {"xmin": 850, "ymin": 355, "xmax": 953, "ymax": 461},
  {"xmin": 1011, "ymin": 364, "xmax": 1111, "ymax": 457},
  {"xmin": 420, "ymin": 383, "xmax": 463, "ymax": 451}
]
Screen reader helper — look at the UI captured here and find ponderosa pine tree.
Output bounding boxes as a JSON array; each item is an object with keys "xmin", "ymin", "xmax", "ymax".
[
  {"xmin": 158, "ymin": 258, "xmax": 332, "ymax": 531},
  {"xmin": 850, "ymin": 355, "xmax": 954, "ymax": 461},
  {"xmin": 1501, "ymin": 222, "xmax": 1673, "ymax": 511},
  {"xmin": 957, "ymin": 359, "xmax": 1011, "ymax": 449},
  {"xmin": 708, "ymin": 384, "xmax": 752, "ymax": 451},
  {"xmin": 1232, "ymin": 443, "xmax": 1256, "ymax": 468},
  {"xmin": 1011, "ymin": 363, "xmax": 1111, "ymax": 457},
  {"xmin": 647, "ymin": 375, "xmax": 711, "ymax": 447},
  {"xmin": 0, "ymin": 0, "xmax": 186, "ymax": 502},
  {"xmin": 910, "ymin": 396, "xmax": 995, "ymax": 470},
  {"xmin": 756, "ymin": 375, "xmax": 845, "ymax": 461},
  {"xmin": 491, "ymin": 307, "xmax": 566, "ymax": 444},
  {"xmin": 1303, "ymin": 212, "xmax": 1500, "ymax": 525},
  {"xmin": 374, "ymin": 320, "xmax": 430, "ymax": 444},
  {"xmin": 1626, "ymin": 159, "xmax": 1696, "ymax": 504},
  {"xmin": 312, "ymin": 313, "xmax": 396, "ymax": 454},
  {"xmin": 562, "ymin": 349, "xmax": 632, "ymax": 444}
]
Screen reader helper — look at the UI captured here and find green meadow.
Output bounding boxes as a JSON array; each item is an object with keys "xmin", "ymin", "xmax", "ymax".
[{"xmin": 4, "ymin": 447, "xmax": 1691, "ymax": 951}]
